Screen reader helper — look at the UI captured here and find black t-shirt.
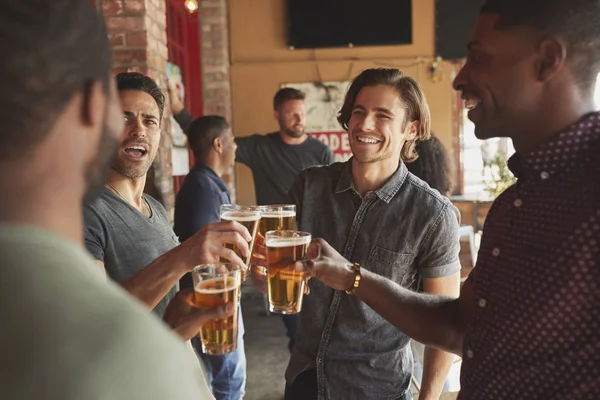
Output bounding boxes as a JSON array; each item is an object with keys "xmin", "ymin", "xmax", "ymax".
[
  {"xmin": 174, "ymin": 109, "xmax": 334, "ymax": 205},
  {"xmin": 235, "ymin": 132, "xmax": 334, "ymax": 205}
]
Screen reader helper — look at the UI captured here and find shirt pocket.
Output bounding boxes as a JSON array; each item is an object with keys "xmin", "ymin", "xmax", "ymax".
[{"xmin": 367, "ymin": 245, "xmax": 417, "ymax": 289}]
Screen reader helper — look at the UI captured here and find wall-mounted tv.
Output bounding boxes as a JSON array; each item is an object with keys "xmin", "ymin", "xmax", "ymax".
[{"xmin": 286, "ymin": 0, "xmax": 412, "ymax": 50}]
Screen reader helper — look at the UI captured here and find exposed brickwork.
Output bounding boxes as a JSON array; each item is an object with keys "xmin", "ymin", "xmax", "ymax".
[
  {"xmin": 100, "ymin": 0, "xmax": 174, "ymax": 220},
  {"xmin": 198, "ymin": 0, "xmax": 235, "ymax": 201}
]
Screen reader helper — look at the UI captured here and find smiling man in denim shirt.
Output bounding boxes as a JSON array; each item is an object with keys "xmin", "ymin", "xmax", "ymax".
[{"xmin": 283, "ymin": 68, "xmax": 461, "ymax": 400}]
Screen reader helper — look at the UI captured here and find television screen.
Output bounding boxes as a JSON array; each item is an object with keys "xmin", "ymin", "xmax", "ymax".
[{"xmin": 286, "ymin": 0, "xmax": 412, "ymax": 49}]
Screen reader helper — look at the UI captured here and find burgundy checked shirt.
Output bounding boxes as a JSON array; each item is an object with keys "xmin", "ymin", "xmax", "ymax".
[{"xmin": 459, "ymin": 112, "xmax": 600, "ymax": 399}]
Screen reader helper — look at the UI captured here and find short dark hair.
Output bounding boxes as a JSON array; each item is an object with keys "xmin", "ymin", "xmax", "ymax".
[
  {"xmin": 406, "ymin": 133, "xmax": 454, "ymax": 196},
  {"xmin": 273, "ymin": 88, "xmax": 305, "ymax": 111},
  {"xmin": 187, "ymin": 115, "xmax": 230, "ymax": 159},
  {"xmin": 0, "ymin": 0, "xmax": 111, "ymax": 160},
  {"xmin": 116, "ymin": 72, "xmax": 165, "ymax": 120},
  {"xmin": 480, "ymin": 0, "xmax": 600, "ymax": 85},
  {"xmin": 338, "ymin": 68, "xmax": 431, "ymax": 163}
]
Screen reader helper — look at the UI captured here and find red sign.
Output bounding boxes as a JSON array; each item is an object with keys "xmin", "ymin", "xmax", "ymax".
[{"xmin": 312, "ymin": 131, "xmax": 352, "ymax": 162}]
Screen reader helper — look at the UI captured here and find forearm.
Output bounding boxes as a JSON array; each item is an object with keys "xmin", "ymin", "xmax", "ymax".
[
  {"xmin": 356, "ymin": 270, "xmax": 465, "ymax": 355},
  {"xmin": 120, "ymin": 252, "xmax": 186, "ymax": 310},
  {"xmin": 419, "ymin": 346, "xmax": 455, "ymax": 399}
]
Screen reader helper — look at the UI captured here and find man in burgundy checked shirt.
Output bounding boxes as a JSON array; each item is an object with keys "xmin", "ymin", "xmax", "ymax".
[{"xmin": 297, "ymin": 0, "xmax": 600, "ymax": 399}]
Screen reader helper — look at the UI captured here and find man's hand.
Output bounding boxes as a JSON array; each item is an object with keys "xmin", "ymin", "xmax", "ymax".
[
  {"xmin": 170, "ymin": 220, "xmax": 252, "ymax": 274},
  {"xmin": 168, "ymin": 81, "xmax": 184, "ymax": 116},
  {"xmin": 163, "ymin": 289, "xmax": 234, "ymax": 341},
  {"xmin": 295, "ymin": 238, "xmax": 355, "ymax": 291}
]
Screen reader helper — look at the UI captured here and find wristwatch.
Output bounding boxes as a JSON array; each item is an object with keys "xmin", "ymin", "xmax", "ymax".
[{"xmin": 345, "ymin": 262, "xmax": 361, "ymax": 295}]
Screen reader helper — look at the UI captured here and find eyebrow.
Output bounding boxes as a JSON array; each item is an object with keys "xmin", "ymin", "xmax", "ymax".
[
  {"xmin": 123, "ymin": 110, "xmax": 158, "ymax": 120},
  {"xmin": 352, "ymin": 105, "xmax": 395, "ymax": 116}
]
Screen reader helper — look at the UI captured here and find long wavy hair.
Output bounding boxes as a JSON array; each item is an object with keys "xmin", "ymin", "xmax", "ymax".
[{"xmin": 406, "ymin": 133, "xmax": 454, "ymax": 196}]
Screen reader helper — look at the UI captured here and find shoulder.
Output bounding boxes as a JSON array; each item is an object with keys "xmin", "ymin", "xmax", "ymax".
[
  {"xmin": 83, "ymin": 191, "xmax": 114, "ymax": 225},
  {"xmin": 402, "ymin": 172, "xmax": 459, "ymax": 221},
  {"xmin": 0, "ymin": 229, "xmax": 205, "ymax": 397},
  {"xmin": 300, "ymin": 162, "xmax": 345, "ymax": 180}
]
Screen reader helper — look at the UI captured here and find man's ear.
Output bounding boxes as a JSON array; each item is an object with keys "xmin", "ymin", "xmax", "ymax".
[{"xmin": 536, "ymin": 37, "xmax": 567, "ymax": 82}]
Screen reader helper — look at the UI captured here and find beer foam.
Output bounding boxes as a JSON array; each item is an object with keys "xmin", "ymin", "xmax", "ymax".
[
  {"xmin": 221, "ymin": 211, "xmax": 261, "ymax": 222},
  {"xmin": 195, "ymin": 277, "xmax": 238, "ymax": 294},
  {"xmin": 261, "ymin": 211, "xmax": 296, "ymax": 218},
  {"xmin": 266, "ymin": 236, "xmax": 311, "ymax": 247}
]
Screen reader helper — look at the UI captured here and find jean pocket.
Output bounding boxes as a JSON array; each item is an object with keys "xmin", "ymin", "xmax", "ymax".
[{"xmin": 367, "ymin": 245, "xmax": 417, "ymax": 288}]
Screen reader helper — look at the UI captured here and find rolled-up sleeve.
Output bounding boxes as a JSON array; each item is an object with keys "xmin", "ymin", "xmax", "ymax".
[{"xmin": 418, "ymin": 204, "xmax": 462, "ymax": 278}]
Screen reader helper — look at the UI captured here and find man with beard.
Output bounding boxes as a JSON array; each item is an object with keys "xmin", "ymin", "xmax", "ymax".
[
  {"xmin": 294, "ymin": 1, "xmax": 600, "ymax": 399},
  {"xmin": 84, "ymin": 72, "xmax": 252, "ymax": 319},
  {"xmin": 0, "ymin": 1, "xmax": 236, "ymax": 398},
  {"xmin": 171, "ymin": 87, "xmax": 335, "ymax": 350},
  {"xmin": 282, "ymin": 68, "xmax": 461, "ymax": 400}
]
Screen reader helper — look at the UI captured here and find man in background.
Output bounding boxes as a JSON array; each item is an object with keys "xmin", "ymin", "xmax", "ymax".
[{"xmin": 174, "ymin": 116, "xmax": 247, "ymax": 400}]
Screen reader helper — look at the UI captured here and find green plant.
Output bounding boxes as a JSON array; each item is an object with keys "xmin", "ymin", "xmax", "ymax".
[{"xmin": 483, "ymin": 155, "xmax": 517, "ymax": 198}]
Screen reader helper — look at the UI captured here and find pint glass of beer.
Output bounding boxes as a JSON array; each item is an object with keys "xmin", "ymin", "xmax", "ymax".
[
  {"xmin": 265, "ymin": 230, "xmax": 311, "ymax": 314},
  {"xmin": 220, "ymin": 204, "xmax": 262, "ymax": 280},
  {"xmin": 253, "ymin": 205, "xmax": 296, "ymax": 275},
  {"xmin": 192, "ymin": 263, "xmax": 241, "ymax": 355}
]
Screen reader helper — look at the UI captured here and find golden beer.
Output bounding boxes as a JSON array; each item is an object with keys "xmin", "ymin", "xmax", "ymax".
[
  {"xmin": 220, "ymin": 205, "xmax": 262, "ymax": 280},
  {"xmin": 253, "ymin": 205, "xmax": 296, "ymax": 274},
  {"xmin": 193, "ymin": 264, "xmax": 241, "ymax": 355},
  {"xmin": 265, "ymin": 231, "xmax": 311, "ymax": 314}
]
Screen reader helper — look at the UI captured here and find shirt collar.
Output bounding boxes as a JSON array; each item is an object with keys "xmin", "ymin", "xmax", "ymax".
[
  {"xmin": 508, "ymin": 112, "xmax": 600, "ymax": 181},
  {"xmin": 193, "ymin": 162, "xmax": 229, "ymax": 192},
  {"xmin": 335, "ymin": 158, "xmax": 408, "ymax": 204}
]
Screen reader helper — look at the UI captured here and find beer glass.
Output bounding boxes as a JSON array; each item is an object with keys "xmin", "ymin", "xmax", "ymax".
[
  {"xmin": 253, "ymin": 205, "xmax": 296, "ymax": 275},
  {"xmin": 265, "ymin": 230, "xmax": 311, "ymax": 314},
  {"xmin": 192, "ymin": 263, "xmax": 241, "ymax": 355},
  {"xmin": 220, "ymin": 204, "xmax": 262, "ymax": 281}
]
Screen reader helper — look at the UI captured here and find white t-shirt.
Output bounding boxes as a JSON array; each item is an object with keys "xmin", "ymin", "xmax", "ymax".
[{"xmin": 0, "ymin": 224, "xmax": 214, "ymax": 399}]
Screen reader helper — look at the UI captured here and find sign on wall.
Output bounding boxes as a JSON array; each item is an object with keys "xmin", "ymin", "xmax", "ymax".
[{"xmin": 282, "ymin": 81, "xmax": 352, "ymax": 162}]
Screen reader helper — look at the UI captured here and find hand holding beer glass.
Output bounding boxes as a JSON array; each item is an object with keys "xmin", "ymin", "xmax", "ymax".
[
  {"xmin": 265, "ymin": 230, "xmax": 312, "ymax": 314},
  {"xmin": 192, "ymin": 263, "xmax": 241, "ymax": 355},
  {"xmin": 219, "ymin": 204, "xmax": 262, "ymax": 281}
]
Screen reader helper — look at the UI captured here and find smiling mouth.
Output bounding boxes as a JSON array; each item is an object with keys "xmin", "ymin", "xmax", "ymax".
[
  {"xmin": 464, "ymin": 97, "xmax": 482, "ymax": 110},
  {"xmin": 356, "ymin": 136, "xmax": 381, "ymax": 144},
  {"xmin": 124, "ymin": 145, "xmax": 148, "ymax": 158}
]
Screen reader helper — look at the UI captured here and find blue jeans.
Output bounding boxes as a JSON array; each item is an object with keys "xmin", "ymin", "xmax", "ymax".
[{"xmin": 191, "ymin": 311, "xmax": 246, "ymax": 400}]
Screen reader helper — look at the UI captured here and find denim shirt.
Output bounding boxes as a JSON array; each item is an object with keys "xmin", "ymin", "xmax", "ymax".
[{"xmin": 285, "ymin": 160, "xmax": 461, "ymax": 400}]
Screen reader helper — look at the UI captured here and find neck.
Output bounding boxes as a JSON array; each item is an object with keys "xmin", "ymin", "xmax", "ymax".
[
  {"xmin": 351, "ymin": 157, "xmax": 400, "ymax": 197},
  {"xmin": 0, "ymin": 166, "xmax": 84, "ymax": 245},
  {"xmin": 279, "ymin": 131, "xmax": 308, "ymax": 145},
  {"xmin": 105, "ymin": 169, "xmax": 147, "ymax": 209},
  {"xmin": 201, "ymin": 154, "xmax": 225, "ymax": 178},
  {"xmin": 513, "ymin": 87, "xmax": 596, "ymax": 154}
]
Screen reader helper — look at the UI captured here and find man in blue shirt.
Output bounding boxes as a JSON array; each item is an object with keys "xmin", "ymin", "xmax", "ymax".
[{"xmin": 173, "ymin": 116, "xmax": 244, "ymax": 400}]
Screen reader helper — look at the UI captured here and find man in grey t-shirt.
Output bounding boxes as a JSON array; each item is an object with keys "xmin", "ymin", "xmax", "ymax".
[
  {"xmin": 279, "ymin": 69, "xmax": 462, "ymax": 400},
  {"xmin": 84, "ymin": 73, "xmax": 252, "ymax": 318}
]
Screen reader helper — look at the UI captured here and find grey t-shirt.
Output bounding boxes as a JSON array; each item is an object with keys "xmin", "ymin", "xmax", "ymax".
[
  {"xmin": 84, "ymin": 188, "xmax": 179, "ymax": 317},
  {"xmin": 0, "ymin": 224, "xmax": 214, "ymax": 399}
]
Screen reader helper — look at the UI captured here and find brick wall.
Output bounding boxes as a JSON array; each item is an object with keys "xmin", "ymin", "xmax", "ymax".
[
  {"xmin": 198, "ymin": 0, "xmax": 236, "ymax": 201},
  {"xmin": 100, "ymin": 0, "xmax": 175, "ymax": 219}
]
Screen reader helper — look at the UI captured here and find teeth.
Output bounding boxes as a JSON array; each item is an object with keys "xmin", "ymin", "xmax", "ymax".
[
  {"xmin": 464, "ymin": 98, "xmax": 481, "ymax": 110},
  {"xmin": 357, "ymin": 137, "xmax": 379, "ymax": 144}
]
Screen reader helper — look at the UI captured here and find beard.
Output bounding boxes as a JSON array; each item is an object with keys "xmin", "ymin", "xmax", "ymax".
[
  {"xmin": 110, "ymin": 137, "xmax": 156, "ymax": 179},
  {"xmin": 281, "ymin": 126, "xmax": 305, "ymax": 138},
  {"xmin": 83, "ymin": 123, "xmax": 119, "ymax": 205}
]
